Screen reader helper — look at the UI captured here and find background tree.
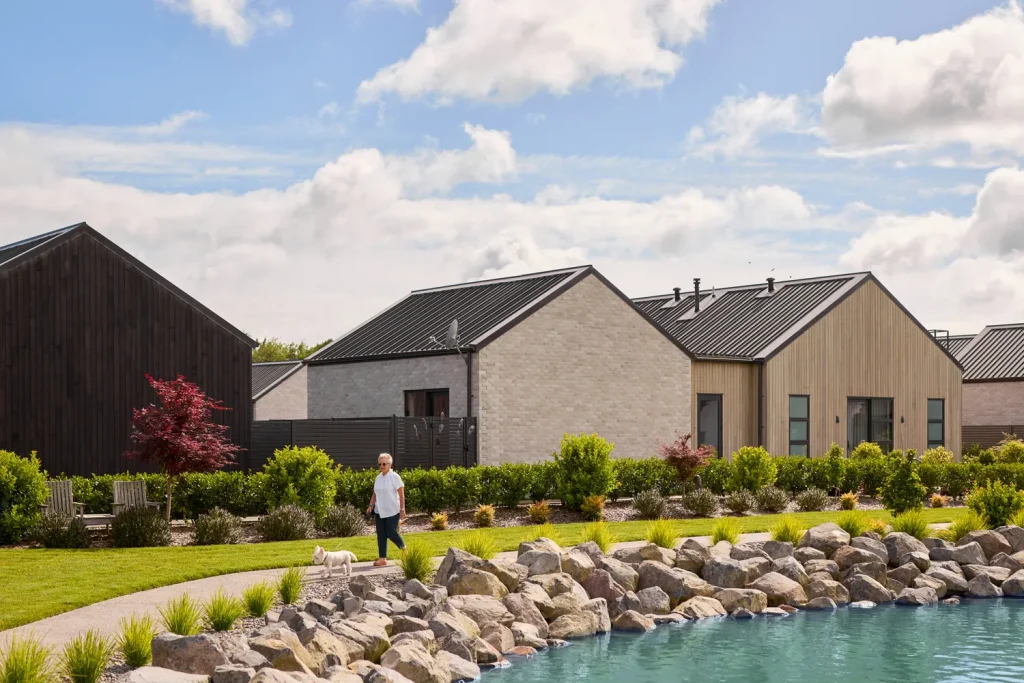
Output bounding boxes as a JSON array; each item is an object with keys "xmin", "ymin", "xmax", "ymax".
[
  {"xmin": 126, "ymin": 375, "xmax": 243, "ymax": 520},
  {"xmin": 251, "ymin": 336, "xmax": 333, "ymax": 363}
]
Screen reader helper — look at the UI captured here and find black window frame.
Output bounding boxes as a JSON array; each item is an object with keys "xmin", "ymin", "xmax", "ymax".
[
  {"xmin": 403, "ymin": 388, "xmax": 450, "ymax": 417},
  {"xmin": 789, "ymin": 394, "xmax": 810, "ymax": 457},
  {"xmin": 927, "ymin": 398, "xmax": 945, "ymax": 449},
  {"xmin": 847, "ymin": 396, "xmax": 894, "ymax": 454},
  {"xmin": 696, "ymin": 393, "xmax": 723, "ymax": 458}
]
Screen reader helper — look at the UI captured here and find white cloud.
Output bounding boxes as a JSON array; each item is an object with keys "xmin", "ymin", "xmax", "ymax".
[
  {"xmin": 318, "ymin": 102, "xmax": 341, "ymax": 119},
  {"xmin": 158, "ymin": 0, "xmax": 292, "ymax": 46},
  {"xmin": 135, "ymin": 110, "xmax": 207, "ymax": 136},
  {"xmin": 821, "ymin": 1, "xmax": 1024, "ymax": 156},
  {"xmin": 687, "ymin": 93, "xmax": 809, "ymax": 158},
  {"xmin": 356, "ymin": 0, "xmax": 721, "ymax": 104},
  {"xmin": 355, "ymin": 0, "xmax": 419, "ymax": 8},
  {"xmin": 313, "ymin": 80, "xmax": 329, "ymax": 90}
]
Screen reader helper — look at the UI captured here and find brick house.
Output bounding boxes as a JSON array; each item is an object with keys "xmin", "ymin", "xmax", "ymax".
[
  {"xmin": 955, "ymin": 324, "xmax": 1024, "ymax": 448},
  {"xmin": 298, "ymin": 266, "xmax": 693, "ymax": 465},
  {"xmin": 253, "ymin": 361, "xmax": 307, "ymax": 420}
]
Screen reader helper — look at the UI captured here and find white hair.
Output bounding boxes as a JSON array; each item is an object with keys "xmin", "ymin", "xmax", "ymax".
[{"xmin": 378, "ymin": 452, "xmax": 393, "ymax": 465}]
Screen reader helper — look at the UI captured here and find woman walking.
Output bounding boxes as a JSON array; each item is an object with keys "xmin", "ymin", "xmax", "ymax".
[{"xmin": 366, "ymin": 452, "xmax": 406, "ymax": 567}]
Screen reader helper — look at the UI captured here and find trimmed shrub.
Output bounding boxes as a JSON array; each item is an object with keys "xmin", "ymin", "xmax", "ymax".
[
  {"xmin": 527, "ymin": 501, "xmax": 551, "ymax": 524},
  {"xmin": 966, "ymin": 480, "xmax": 1024, "ymax": 527},
  {"xmin": 116, "ymin": 615, "xmax": 156, "ymax": 668},
  {"xmin": 581, "ymin": 521, "xmax": 615, "ymax": 554},
  {"xmin": 613, "ymin": 458, "xmax": 679, "ymax": 500},
  {"xmin": 552, "ymin": 433, "xmax": 615, "ymax": 512},
  {"xmin": 479, "ymin": 463, "xmax": 534, "ymax": 508},
  {"xmin": 880, "ymin": 450, "xmax": 927, "ymax": 514},
  {"xmin": 319, "ymin": 504, "xmax": 366, "ymax": 538},
  {"xmin": 440, "ymin": 468, "xmax": 481, "ymax": 513},
  {"xmin": 857, "ymin": 457, "xmax": 889, "ymax": 498},
  {"xmin": 839, "ymin": 492, "xmax": 859, "ymax": 510},
  {"xmin": 774, "ymin": 456, "xmax": 810, "ymax": 494},
  {"xmin": 398, "ymin": 542, "xmax": 433, "ymax": 583},
  {"xmin": 633, "ymin": 489, "xmax": 667, "ymax": 520},
  {"xmin": 0, "ymin": 450, "xmax": 48, "ymax": 544},
  {"xmin": 241, "ymin": 581, "xmax": 276, "ymax": 618},
  {"xmin": 918, "ymin": 463, "xmax": 944, "ymax": 495},
  {"xmin": 192, "ymin": 508, "xmax": 243, "ymax": 546},
  {"xmin": 770, "ymin": 515, "xmax": 803, "ymax": 545},
  {"xmin": 277, "ymin": 567, "xmax": 305, "ymax": 605},
  {"xmin": 695, "ymin": 458, "xmax": 734, "ymax": 495},
  {"xmin": 808, "ymin": 444, "xmax": 846, "ymax": 493},
  {"xmin": 402, "ymin": 468, "xmax": 445, "ymax": 514},
  {"xmin": 890, "ymin": 510, "xmax": 928, "ymax": 540},
  {"xmin": 110, "ymin": 507, "xmax": 171, "ymax": 548},
  {"xmin": 258, "ymin": 504, "xmax": 315, "ymax": 542},
  {"xmin": 31, "ymin": 514, "xmax": 91, "ymax": 549},
  {"xmin": 529, "ymin": 462, "xmax": 559, "ymax": 503},
  {"xmin": 430, "ymin": 513, "xmax": 448, "ymax": 531},
  {"xmin": 754, "ymin": 485, "xmax": 789, "ymax": 514},
  {"xmin": 263, "ymin": 446, "xmax": 337, "ymax": 520},
  {"xmin": 724, "ymin": 489, "xmax": 755, "ymax": 514},
  {"xmin": 334, "ymin": 467, "xmax": 377, "ymax": 510},
  {"xmin": 645, "ymin": 519, "xmax": 677, "ymax": 549},
  {"xmin": 474, "ymin": 504, "xmax": 495, "ymax": 527},
  {"xmin": 580, "ymin": 495, "xmax": 606, "ymax": 522},
  {"xmin": 944, "ymin": 463, "xmax": 977, "ymax": 498},
  {"xmin": 682, "ymin": 488, "xmax": 718, "ymax": 518},
  {"xmin": 939, "ymin": 510, "xmax": 987, "ymax": 543},
  {"xmin": 711, "ymin": 518, "xmax": 740, "ymax": 545},
  {"xmin": 158, "ymin": 594, "xmax": 203, "ymax": 636},
  {"xmin": 850, "ymin": 442, "xmax": 884, "ymax": 460},
  {"xmin": 729, "ymin": 447, "xmax": 777, "ymax": 492},
  {"xmin": 998, "ymin": 440, "xmax": 1024, "ymax": 464},
  {"xmin": 922, "ymin": 447, "xmax": 955, "ymax": 465},
  {"xmin": 795, "ymin": 487, "xmax": 829, "ymax": 512}
]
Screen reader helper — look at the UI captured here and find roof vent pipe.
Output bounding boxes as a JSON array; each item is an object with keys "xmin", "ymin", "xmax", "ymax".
[
  {"xmin": 767, "ymin": 277, "xmax": 775, "ymax": 293},
  {"xmin": 693, "ymin": 278, "xmax": 701, "ymax": 312},
  {"xmin": 673, "ymin": 287, "xmax": 681, "ymax": 302}
]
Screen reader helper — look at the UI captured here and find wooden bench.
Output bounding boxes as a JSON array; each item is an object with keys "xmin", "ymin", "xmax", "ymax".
[
  {"xmin": 112, "ymin": 480, "xmax": 162, "ymax": 516},
  {"xmin": 39, "ymin": 480, "xmax": 85, "ymax": 518}
]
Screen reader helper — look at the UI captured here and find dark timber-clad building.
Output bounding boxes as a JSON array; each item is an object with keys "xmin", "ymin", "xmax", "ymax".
[{"xmin": 0, "ymin": 222, "xmax": 257, "ymax": 476}]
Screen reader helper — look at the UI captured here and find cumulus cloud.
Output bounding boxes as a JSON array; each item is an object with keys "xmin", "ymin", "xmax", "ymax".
[
  {"xmin": 356, "ymin": 0, "xmax": 721, "ymax": 104},
  {"xmin": 158, "ymin": 0, "xmax": 292, "ymax": 46},
  {"xmin": 687, "ymin": 93, "xmax": 809, "ymax": 158},
  {"xmin": 821, "ymin": 1, "xmax": 1024, "ymax": 156}
]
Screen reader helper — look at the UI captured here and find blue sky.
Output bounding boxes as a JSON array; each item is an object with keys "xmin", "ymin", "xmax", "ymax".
[{"xmin": 1, "ymin": 0, "xmax": 1022, "ymax": 341}]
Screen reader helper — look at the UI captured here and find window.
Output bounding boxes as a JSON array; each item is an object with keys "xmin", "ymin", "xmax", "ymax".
[
  {"xmin": 928, "ymin": 399, "xmax": 945, "ymax": 449},
  {"xmin": 789, "ymin": 395, "xmax": 809, "ymax": 457},
  {"xmin": 404, "ymin": 389, "xmax": 450, "ymax": 417},
  {"xmin": 697, "ymin": 394, "xmax": 722, "ymax": 457},
  {"xmin": 847, "ymin": 398, "xmax": 894, "ymax": 453}
]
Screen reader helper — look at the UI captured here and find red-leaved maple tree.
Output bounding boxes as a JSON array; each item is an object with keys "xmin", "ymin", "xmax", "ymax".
[
  {"xmin": 658, "ymin": 431, "xmax": 716, "ymax": 488},
  {"xmin": 126, "ymin": 374, "xmax": 243, "ymax": 520}
]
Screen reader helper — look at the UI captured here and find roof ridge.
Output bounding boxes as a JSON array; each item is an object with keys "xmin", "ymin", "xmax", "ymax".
[
  {"xmin": 410, "ymin": 265, "xmax": 590, "ymax": 294},
  {"xmin": 252, "ymin": 360, "xmax": 303, "ymax": 365},
  {"xmin": 0, "ymin": 223, "xmax": 82, "ymax": 253},
  {"xmin": 632, "ymin": 270, "xmax": 870, "ymax": 302}
]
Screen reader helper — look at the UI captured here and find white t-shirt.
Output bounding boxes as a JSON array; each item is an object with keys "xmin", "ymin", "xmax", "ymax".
[{"xmin": 373, "ymin": 470, "xmax": 404, "ymax": 518}]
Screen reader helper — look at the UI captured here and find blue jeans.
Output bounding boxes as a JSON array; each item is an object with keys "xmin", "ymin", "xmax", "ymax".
[{"xmin": 375, "ymin": 512, "xmax": 404, "ymax": 558}]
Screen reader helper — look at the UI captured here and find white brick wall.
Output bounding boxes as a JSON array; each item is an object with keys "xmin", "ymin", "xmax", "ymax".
[
  {"xmin": 254, "ymin": 365, "xmax": 307, "ymax": 420},
  {"xmin": 476, "ymin": 273, "xmax": 691, "ymax": 465},
  {"xmin": 964, "ymin": 381, "xmax": 1024, "ymax": 425},
  {"xmin": 307, "ymin": 355, "xmax": 473, "ymax": 418}
]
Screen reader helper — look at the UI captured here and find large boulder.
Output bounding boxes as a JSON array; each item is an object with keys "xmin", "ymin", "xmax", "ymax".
[
  {"xmin": 546, "ymin": 593, "xmax": 584, "ymax": 620},
  {"xmin": 518, "ymin": 538, "xmax": 560, "ymax": 556},
  {"xmin": 806, "ymin": 579, "xmax": 850, "ymax": 605},
  {"xmin": 991, "ymin": 552, "xmax": 1024, "ymax": 574},
  {"xmin": 636, "ymin": 587, "xmax": 671, "ymax": 615},
  {"xmin": 380, "ymin": 641, "xmax": 448, "ymax": 683},
  {"xmin": 846, "ymin": 576, "xmax": 894, "ymax": 604},
  {"xmin": 958, "ymin": 531, "xmax": 1012, "ymax": 562},
  {"xmin": 300, "ymin": 627, "xmax": 364, "ymax": 672},
  {"xmin": 963, "ymin": 565, "xmax": 1012, "ymax": 585},
  {"xmin": 930, "ymin": 560, "xmax": 965, "ymax": 576},
  {"xmin": 609, "ymin": 592, "xmax": 642, "ymax": 620},
  {"xmin": 611, "ymin": 611, "xmax": 655, "ymax": 632},
  {"xmin": 994, "ymin": 526, "xmax": 1024, "ymax": 554},
  {"xmin": 547, "ymin": 611, "xmax": 599, "ymax": 640},
  {"xmin": 392, "ymin": 617, "xmax": 430, "ymax": 637},
  {"xmin": 433, "ymin": 651, "xmax": 480, "ymax": 683},
  {"xmin": 747, "ymin": 573, "xmax": 808, "ymax": 607},
  {"xmin": 597, "ymin": 558, "xmax": 639, "ymax": 593},
  {"xmin": 446, "ymin": 596, "xmax": 514, "ymax": 628},
  {"xmin": 834, "ymin": 546, "xmax": 886, "ymax": 572},
  {"xmin": 883, "ymin": 533, "xmax": 929, "ymax": 567},
  {"xmin": 447, "ymin": 569, "xmax": 508, "ymax": 599},
  {"xmin": 887, "ymin": 564, "xmax": 921, "ymax": 586},
  {"xmin": 841, "ymin": 561, "xmax": 888, "ymax": 587},
  {"xmin": 798, "ymin": 524, "xmax": 850, "ymax": 559},
  {"xmin": 1000, "ymin": 570, "xmax": 1024, "ymax": 597},
  {"xmin": 898, "ymin": 552, "xmax": 931, "ymax": 573},
  {"xmin": 389, "ymin": 632, "xmax": 436, "ymax": 654},
  {"xmin": 581, "ymin": 570, "xmax": 626, "ymax": 604},
  {"xmin": 434, "ymin": 549, "xmax": 484, "ymax": 587},
  {"xmin": 304, "ymin": 599, "xmax": 338, "ymax": 621},
  {"xmin": 771, "ymin": 557, "xmax": 810, "ymax": 587},
  {"xmin": 561, "ymin": 550, "xmax": 596, "ymax": 584},
  {"xmin": 673, "ymin": 596, "xmax": 727, "ymax": 620},
  {"xmin": 152, "ymin": 634, "xmax": 230, "ymax": 677},
  {"xmin": 516, "ymin": 582, "xmax": 555, "ymax": 617},
  {"xmin": 895, "ymin": 587, "xmax": 938, "ymax": 606},
  {"xmin": 931, "ymin": 542, "xmax": 987, "ymax": 567},
  {"xmin": 347, "ymin": 660, "xmax": 416, "ymax": 683},
  {"xmin": 701, "ymin": 557, "xmax": 746, "ymax": 589},
  {"xmin": 248, "ymin": 633, "xmax": 318, "ymax": 675},
  {"xmin": 510, "ymin": 623, "xmax": 547, "ymax": 650},
  {"xmin": 120, "ymin": 668, "xmax": 211, "ymax": 683},
  {"xmin": 850, "ymin": 537, "xmax": 889, "ymax": 565},
  {"xmin": 612, "ymin": 543, "xmax": 674, "ymax": 567},
  {"xmin": 793, "ymin": 547, "xmax": 826, "ymax": 564},
  {"xmin": 804, "ymin": 598, "xmax": 838, "ymax": 611},
  {"xmin": 321, "ymin": 666, "xmax": 366, "ymax": 683},
  {"xmin": 479, "ymin": 560, "xmax": 528, "ymax": 593},
  {"xmin": 966, "ymin": 574, "xmax": 1003, "ymax": 599},
  {"xmin": 637, "ymin": 561, "xmax": 714, "ymax": 607},
  {"xmin": 524, "ymin": 573, "xmax": 581, "ymax": 599},
  {"xmin": 501, "ymin": 594, "xmax": 548, "ymax": 639},
  {"xmin": 713, "ymin": 589, "xmax": 768, "ymax": 614},
  {"xmin": 674, "ymin": 550, "xmax": 707, "ymax": 574},
  {"xmin": 803, "ymin": 560, "xmax": 840, "ymax": 580},
  {"xmin": 574, "ymin": 541, "xmax": 605, "ymax": 561},
  {"xmin": 517, "ymin": 549, "xmax": 562, "ymax": 577},
  {"xmin": 912, "ymin": 574, "xmax": 947, "ymax": 599},
  {"xmin": 739, "ymin": 557, "xmax": 772, "ymax": 584},
  {"xmin": 480, "ymin": 623, "xmax": 515, "ymax": 655},
  {"xmin": 582, "ymin": 598, "xmax": 612, "ymax": 634},
  {"xmin": 761, "ymin": 541, "xmax": 794, "ymax": 561},
  {"xmin": 925, "ymin": 568, "xmax": 969, "ymax": 595},
  {"xmin": 730, "ymin": 543, "xmax": 770, "ymax": 561},
  {"xmin": 426, "ymin": 610, "xmax": 479, "ymax": 641}
]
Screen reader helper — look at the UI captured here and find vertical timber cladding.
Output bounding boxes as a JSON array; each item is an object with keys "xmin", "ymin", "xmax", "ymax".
[
  {"xmin": 0, "ymin": 231, "xmax": 253, "ymax": 476},
  {"xmin": 763, "ymin": 279, "xmax": 962, "ymax": 457},
  {"xmin": 690, "ymin": 360, "xmax": 758, "ymax": 459}
]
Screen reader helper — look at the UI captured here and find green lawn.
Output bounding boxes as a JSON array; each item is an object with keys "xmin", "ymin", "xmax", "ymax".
[{"xmin": 0, "ymin": 508, "xmax": 965, "ymax": 631}]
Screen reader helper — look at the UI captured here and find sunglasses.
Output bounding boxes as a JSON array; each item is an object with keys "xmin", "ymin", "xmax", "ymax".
[{"xmin": 378, "ymin": 462, "xmax": 389, "ymax": 467}]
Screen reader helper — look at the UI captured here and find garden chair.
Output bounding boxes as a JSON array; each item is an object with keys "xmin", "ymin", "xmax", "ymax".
[
  {"xmin": 39, "ymin": 480, "xmax": 85, "ymax": 518},
  {"xmin": 112, "ymin": 480, "xmax": 162, "ymax": 516}
]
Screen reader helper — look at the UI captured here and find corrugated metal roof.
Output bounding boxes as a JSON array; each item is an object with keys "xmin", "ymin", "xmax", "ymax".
[
  {"xmin": 943, "ymin": 334, "xmax": 975, "ymax": 358},
  {"xmin": 632, "ymin": 274, "xmax": 864, "ymax": 360},
  {"xmin": 309, "ymin": 266, "xmax": 589, "ymax": 362},
  {"xmin": 0, "ymin": 224, "xmax": 79, "ymax": 270},
  {"xmin": 959, "ymin": 324, "xmax": 1024, "ymax": 381},
  {"xmin": 253, "ymin": 361, "xmax": 302, "ymax": 399}
]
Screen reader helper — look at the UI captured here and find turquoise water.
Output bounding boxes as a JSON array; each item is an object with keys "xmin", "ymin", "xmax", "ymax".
[{"xmin": 487, "ymin": 600, "xmax": 1024, "ymax": 683}]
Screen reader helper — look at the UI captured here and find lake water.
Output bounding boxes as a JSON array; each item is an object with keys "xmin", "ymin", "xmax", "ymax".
[{"xmin": 486, "ymin": 600, "xmax": 1024, "ymax": 683}]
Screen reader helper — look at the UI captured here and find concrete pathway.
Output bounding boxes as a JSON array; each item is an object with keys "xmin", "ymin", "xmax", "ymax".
[{"xmin": 0, "ymin": 533, "xmax": 773, "ymax": 650}]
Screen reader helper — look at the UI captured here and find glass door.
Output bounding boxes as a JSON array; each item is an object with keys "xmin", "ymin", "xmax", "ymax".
[
  {"xmin": 847, "ymin": 399, "xmax": 868, "ymax": 452},
  {"xmin": 697, "ymin": 394, "xmax": 723, "ymax": 457}
]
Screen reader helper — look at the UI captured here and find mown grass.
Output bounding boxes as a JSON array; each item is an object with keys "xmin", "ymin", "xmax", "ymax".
[{"xmin": 0, "ymin": 507, "xmax": 965, "ymax": 631}]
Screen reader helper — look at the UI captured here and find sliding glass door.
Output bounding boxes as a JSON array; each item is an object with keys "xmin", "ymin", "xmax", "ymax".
[{"xmin": 847, "ymin": 397, "xmax": 894, "ymax": 453}]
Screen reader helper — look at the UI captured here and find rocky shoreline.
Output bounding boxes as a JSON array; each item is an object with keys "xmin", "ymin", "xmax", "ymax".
[{"xmin": 126, "ymin": 523, "xmax": 1024, "ymax": 683}]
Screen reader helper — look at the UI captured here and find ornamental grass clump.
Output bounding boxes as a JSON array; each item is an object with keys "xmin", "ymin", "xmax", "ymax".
[
  {"xmin": 158, "ymin": 594, "xmax": 203, "ymax": 636},
  {"xmin": 277, "ymin": 567, "xmax": 305, "ymax": 605},
  {"xmin": 840, "ymin": 492, "xmax": 859, "ymax": 510},
  {"xmin": 116, "ymin": 615, "xmax": 157, "ymax": 668},
  {"xmin": 581, "ymin": 521, "xmax": 615, "ymax": 554},
  {"xmin": 866, "ymin": 518, "xmax": 889, "ymax": 538},
  {"xmin": 755, "ymin": 486, "xmax": 789, "ymax": 514},
  {"xmin": 580, "ymin": 495, "xmax": 606, "ymax": 522},
  {"xmin": 890, "ymin": 510, "xmax": 929, "ymax": 540},
  {"xmin": 474, "ymin": 504, "xmax": 496, "ymax": 527},
  {"xmin": 633, "ymin": 489, "xmax": 667, "ymax": 520},
  {"xmin": 398, "ymin": 542, "xmax": 433, "ymax": 583},
  {"xmin": 770, "ymin": 515, "xmax": 803, "ymax": 545},
  {"xmin": 939, "ymin": 510, "xmax": 988, "ymax": 544},
  {"xmin": 241, "ymin": 581, "xmax": 276, "ymax": 618},
  {"xmin": 1010, "ymin": 508, "xmax": 1024, "ymax": 528},
  {"xmin": 0, "ymin": 634, "xmax": 55, "ymax": 683},
  {"xmin": 430, "ymin": 513, "xmax": 448, "ymax": 531},
  {"xmin": 61, "ymin": 630, "xmax": 113, "ymax": 683},
  {"xmin": 711, "ymin": 517, "xmax": 741, "ymax": 545},
  {"xmin": 930, "ymin": 493, "xmax": 948, "ymax": 508},
  {"xmin": 645, "ymin": 519, "xmax": 678, "ymax": 549},
  {"xmin": 527, "ymin": 500, "xmax": 551, "ymax": 524},
  {"xmin": 835, "ymin": 510, "xmax": 868, "ymax": 538},
  {"xmin": 203, "ymin": 588, "xmax": 246, "ymax": 632},
  {"xmin": 457, "ymin": 531, "xmax": 499, "ymax": 560},
  {"xmin": 526, "ymin": 522, "xmax": 562, "ymax": 546}
]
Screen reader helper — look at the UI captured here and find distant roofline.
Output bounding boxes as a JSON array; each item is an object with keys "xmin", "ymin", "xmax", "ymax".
[
  {"xmin": 956, "ymin": 323, "xmax": 1024, "ymax": 376},
  {"xmin": 253, "ymin": 360, "xmax": 303, "ymax": 366},
  {"xmin": 411, "ymin": 265, "xmax": 590, "ymax": 295},
  {"xmin": 632, "ymin": 270, "xmax": 872, "ymax": 303},
  {"xmin": 253, "ymin": 361, "xmax": 304, "ymax": 401}
]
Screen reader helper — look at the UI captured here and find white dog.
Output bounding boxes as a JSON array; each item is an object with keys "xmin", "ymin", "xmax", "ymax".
[{"xmin": 312, "ymin": 545, "xmax": 356, "ymax": 578}]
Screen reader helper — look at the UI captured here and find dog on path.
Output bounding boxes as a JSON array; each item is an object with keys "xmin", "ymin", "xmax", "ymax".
[{"xmin": 312, "ymin": 545, "xmax": 356, "ymax": 578}]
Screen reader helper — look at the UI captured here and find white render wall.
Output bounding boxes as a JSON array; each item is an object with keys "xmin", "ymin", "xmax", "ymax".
[
  {"xmin": 253, "ymin": 365, "xmax": 308, "ymax": 420},
  {"xmin": 307, "ymin": 354, "xmax": 473, "ymax": 418},
  {"xmin": 476, "ymin": 273, "xmax": 692, "ymax": 465}
]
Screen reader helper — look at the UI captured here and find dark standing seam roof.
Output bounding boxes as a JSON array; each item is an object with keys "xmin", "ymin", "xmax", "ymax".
[
  {"xmin": 632, "ymin": 275, "xmax": 858, "ymax": 359},
  {"xmin": 944, "ymin": 335, "xmax": 975, "ymax": 358},
  {"xmin": 310, "ymin": 267, "xmax": 588, "ymax": 362},
  {"xmin": 0, "ymin": 224, "xmax": 78, "ymax": 269},
  {"xmin": 958, "ymin": 325, "xmax": 1024, "ymax": 381},
  {"xmin": 253, "ymin": 361, "xmax": 302, "ymax": 398}
]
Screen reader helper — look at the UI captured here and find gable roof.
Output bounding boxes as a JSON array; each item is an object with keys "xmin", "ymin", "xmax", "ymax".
[
  {"xmin": 940, "ymin": 333, "xmax": 976, "ymax": 358},
  {"xmin": 633, "ymin": 272, "xmax": 964, "ymax": 369},
  {"xmin": 0, "ymin": 222, "xmax": 257, "ymax": 348},
  {"xmin": 956, "ymin": 324, "xmax": 1024, "ymax": 382},
  {"xmin": 253, "ymin": 361, "xmax": 303, "ymax": 399},
  {"xmin": 307, "ymin": 265, "xmax": 694, "ymax": 363}
]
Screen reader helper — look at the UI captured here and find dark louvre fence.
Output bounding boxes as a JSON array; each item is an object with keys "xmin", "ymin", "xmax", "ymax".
[
  {"xmin": 249, "ymin": 416, "xmax": 478, "ymax": 471},
  {"xmin": 963, "ymin": 425, "xmax": 1020, "ymax": 450}
]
